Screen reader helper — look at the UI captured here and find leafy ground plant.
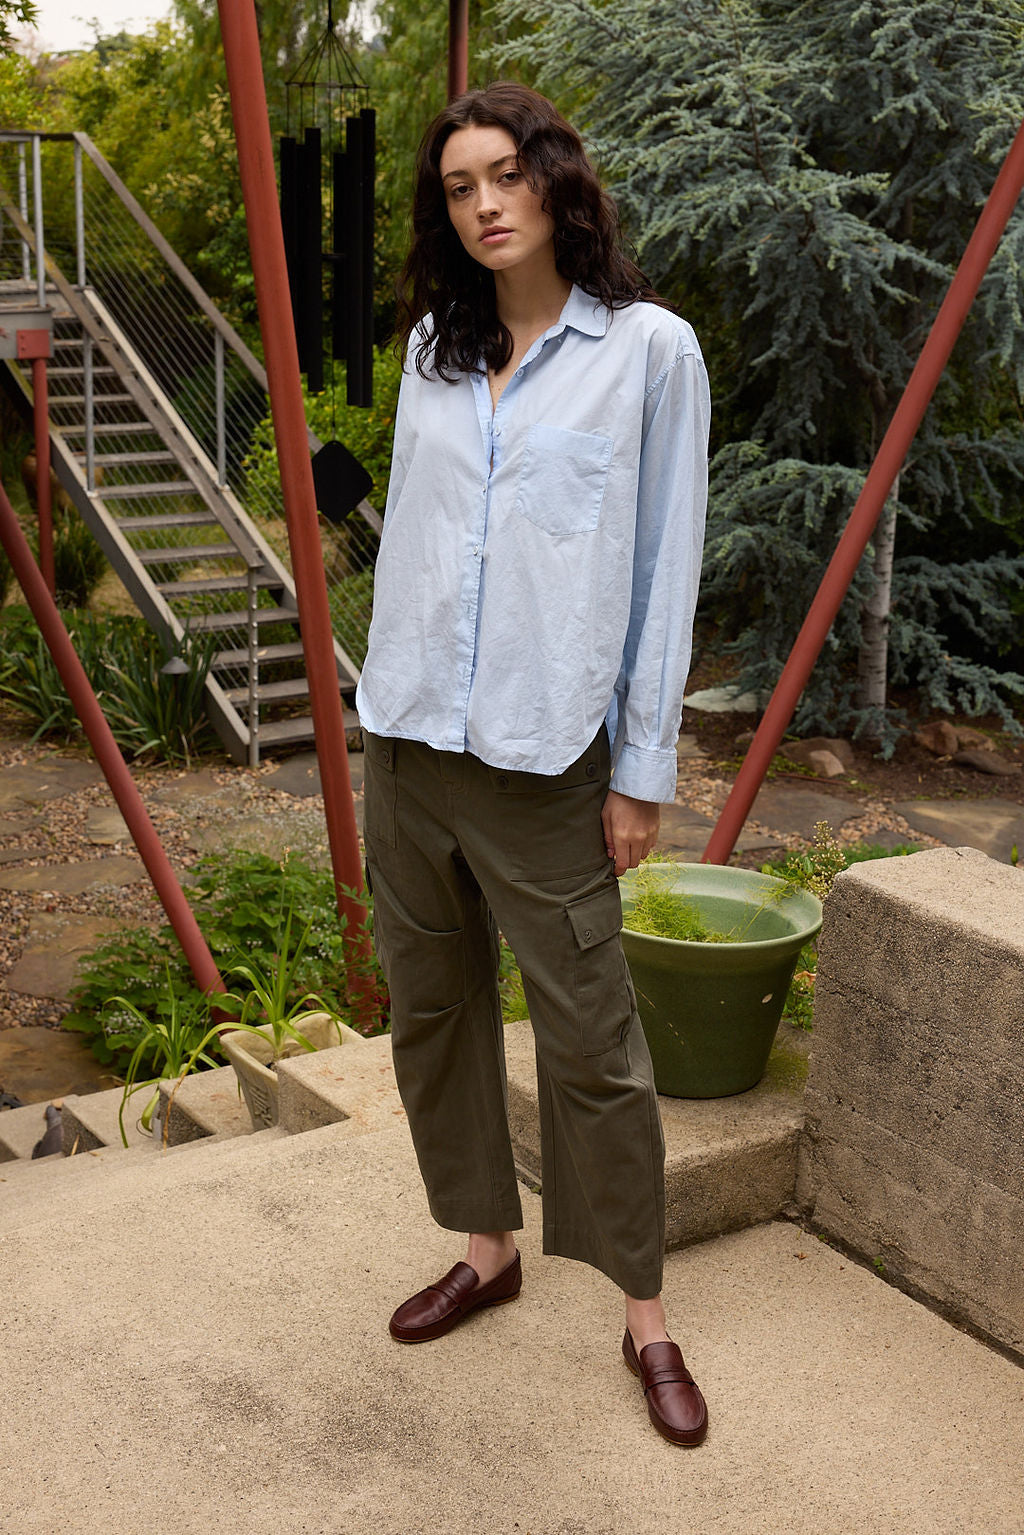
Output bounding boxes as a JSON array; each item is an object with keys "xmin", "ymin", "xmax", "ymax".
[
  {"xmin": 65, "ymin": 850, "xmax": 389, "ymax": 1078},
  {"xmin": 0, "ymin": 608, "xmax": 216, "ymax": 763},
  {"xmin": 111, "ymin": 979, "xmax": 226, "ymax": 1146}
]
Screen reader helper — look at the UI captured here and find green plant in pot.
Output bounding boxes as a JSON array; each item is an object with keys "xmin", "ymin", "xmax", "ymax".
[
  {"xmin": 218, "ymin": 903, "xmax": 345, "ymax": 1129},
  {"xmin": 110, "ymin": 980, "xmax": 226, "ymax": 1148},
  {"xmin": 618, "ymin": 858, "xmax": 823, "ymax": 1098}
]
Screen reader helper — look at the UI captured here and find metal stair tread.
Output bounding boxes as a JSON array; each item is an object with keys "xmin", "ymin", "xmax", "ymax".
[
  {"xmin": 115, "ymin": 511, "xmax": 220, "ymax": 531},
  {"xmin": 256, "ymin": 710, "xmax": 359, "ymax": 744},
  {"xmin": 99, "ymin": 479, "xmax": 200, "ymax": 499},
  {"xmin": 187, "ymin": 604, "xmax": 300, "ymax": 632},
  {"xmin": 74, "ymin": 450, "xmax": 178, "ymax": 466},
  {"xmin": 212, "ymin": 640, "xmax": 306, "ymax": 667},
  {"xmin": 156, "ymin": 572, "xmax": 281, "ymax": 597},
  {"xmin": 61, "ymin": 421, "xmax": 159, "ymax": 437},
  {"xmin": 226, "ymin": 676, "xmax": 311, "ymax": 704},
  {"xmin": 49, "ymin": 392, "xmax": 136, "ymax": 406},
  {"xmin": 134, "ymin": 542, "xmax": 239, "ymax": 564}
]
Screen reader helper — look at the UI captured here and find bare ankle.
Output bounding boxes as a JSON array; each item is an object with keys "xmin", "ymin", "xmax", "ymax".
[
  {"xmin": 466, "ymin": 1230, "xmax": 517, "ymax": 1284},
  {"xmin": 625, "ymin": 1292, "xmax": 670, "ymax": 1352}
]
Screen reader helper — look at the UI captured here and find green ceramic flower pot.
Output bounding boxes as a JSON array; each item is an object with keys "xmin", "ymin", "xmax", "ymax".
[{"xmin": 618, "ymin": 863, "xmax": 822, "ymax": 1098}]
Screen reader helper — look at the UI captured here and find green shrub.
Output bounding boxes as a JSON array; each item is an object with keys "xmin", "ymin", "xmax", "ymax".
[
  {"xmin": 0, "ymin": 609, "xmax": 216, "ymax": 763},
  {"xmin": 64, "ymin": 850, "xmax": 389, "ymax": 1077},
  {"xmin": 53, "ymin": 507, "xmax": 107, "ymax": 609}
]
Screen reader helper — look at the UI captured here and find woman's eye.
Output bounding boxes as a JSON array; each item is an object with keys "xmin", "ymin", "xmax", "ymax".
[
  {"xmin": 500, "ymin": 170, "xmax": 520, "ymax": 184},
  {"xmin": 448, "ymin": 183, "xmax": 471, "ymax": 199}
]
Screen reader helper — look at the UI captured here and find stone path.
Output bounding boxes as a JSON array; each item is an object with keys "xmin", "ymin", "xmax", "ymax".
[{"xmin": 0, "ymin": 718, "xmax": 1017, "ymax": 1110}]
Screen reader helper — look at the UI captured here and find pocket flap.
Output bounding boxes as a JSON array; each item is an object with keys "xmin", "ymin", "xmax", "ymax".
[{"xmin": 566, "ymin": 885, "xmax": 623, "ymax": 950}]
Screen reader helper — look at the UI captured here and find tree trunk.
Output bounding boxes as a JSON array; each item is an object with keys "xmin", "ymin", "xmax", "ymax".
[{"xmin": 856, "ymin": 470, "xmax": 899, "ymax": 736}]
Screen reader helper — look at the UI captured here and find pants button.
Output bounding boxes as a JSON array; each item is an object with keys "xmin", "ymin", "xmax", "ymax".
[
  {"xmin": 586, "ymin": 762, "xmax": 597, "ymax": 778},
  {"xmin": 496, "ymin": 773, "xmax": 509, "ymax": 788}
]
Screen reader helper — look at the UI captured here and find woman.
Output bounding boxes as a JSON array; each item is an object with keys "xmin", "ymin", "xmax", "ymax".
[{"xmin": 356, "ymin": 81, "xmax": 711, "ymax": 1447}]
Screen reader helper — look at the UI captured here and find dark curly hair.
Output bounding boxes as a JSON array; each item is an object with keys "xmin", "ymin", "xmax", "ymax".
[{"xmin": 395, "ymin": 81, "xmax": 666, "ymax": 380}]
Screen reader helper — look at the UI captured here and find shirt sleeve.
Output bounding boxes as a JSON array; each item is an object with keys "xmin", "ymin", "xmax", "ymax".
[{"xmin": 608, "ymin": 341, "xmax": 711, "ymax": 804}]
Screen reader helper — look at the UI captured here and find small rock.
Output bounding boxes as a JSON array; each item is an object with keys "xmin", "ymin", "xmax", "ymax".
[
  {"xmin": 915, "ymin": 721, "xmax": 959, "ymax": 756},
  {"xmin": 32, "ymin": 1102, "xmax": 63, "ymax": 1159},
  {"xmin": 734, "ymin": 730, "xmax": 756, "ymax": 753},
  {"xmin": 952, "ymin": 749, "xmax": 1020, "ymax": 777},
  {"xmin": 805, "ymin": 749, "xmax": 848, "ymax": 779},
  {"xmin": 781, "ymin": 736, "xmax": 855, "ymax": 771},
  {"xmin": 954, "ymin": 726, "xmax": 992, "ymax": 750}
]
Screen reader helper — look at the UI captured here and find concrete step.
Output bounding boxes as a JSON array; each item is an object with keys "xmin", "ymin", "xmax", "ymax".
[
  {"xmin": 158, "ymin": 1063, "xmax": 254, "ymax": 1145},
  {"xmin": 62, "ymin": 1085, "xmax": 157, "ymax": 1153},
  {"xmin": 271, "ymin": 1019, "xmax": 809, "ymax": 1253},
  {"xmin": 0, "ymin": 1100, "xmax": 60, "ymax": 1161},
  {"xmin": 0, "ymin": 1124, "xmax": 289, "ymax": 1234},
  {"xmin": 4, "ymin": 1121, "xmax": 1023, "ymax": 1534},
  {"xmin": 502, "ymin": 1018, "xmax": 811, "ymax": 1251}
]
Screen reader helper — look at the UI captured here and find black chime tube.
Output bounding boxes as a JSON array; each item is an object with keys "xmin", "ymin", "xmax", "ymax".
[
  {"xmin": 344, "ymin": 112, "xmax": 365, "ymax": 406},
  {"xmin": 359, "ymin": 106, "xmax": 375, "ymax": 406},
  {"xmin": 298, "ymin": 125, "xmax": 323, "ymax": 393}
]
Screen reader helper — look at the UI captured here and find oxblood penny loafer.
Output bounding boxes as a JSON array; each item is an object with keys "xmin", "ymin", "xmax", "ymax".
[
  {"xmin": 389, "ymin": 1251, "xmax": 522, "ymax": 1342},
  {"xmin": 622, "ymin": 1329, "xmax": 709, "ymax": 1446}
]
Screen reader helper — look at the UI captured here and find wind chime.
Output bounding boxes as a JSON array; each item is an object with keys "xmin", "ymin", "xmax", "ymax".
[{"xmin": 279, "ymin": 2, "xmax": 375, "ymax": 520}]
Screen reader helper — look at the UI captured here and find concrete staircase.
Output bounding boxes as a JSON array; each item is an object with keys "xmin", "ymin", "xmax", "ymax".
[
  {"xmin": 0, "ymin": 1019, "xmax": 810, "ymax": 1253},
  {"xmin": 2, "ymin": 1018, "xmax": 1022, "ymax": 1534}
]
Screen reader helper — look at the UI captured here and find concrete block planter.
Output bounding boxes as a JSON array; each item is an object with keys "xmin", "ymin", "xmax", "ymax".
[{"xmin": 220, "ymin": 1013, "xmax": 343, "ymax": 1129}]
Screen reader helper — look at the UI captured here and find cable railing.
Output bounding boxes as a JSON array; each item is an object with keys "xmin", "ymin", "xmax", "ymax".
[{"xmin": 0, "ymin": 129, "xmax": 379, "ymax": 670}]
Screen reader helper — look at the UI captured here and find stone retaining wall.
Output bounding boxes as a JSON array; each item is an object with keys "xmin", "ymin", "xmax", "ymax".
[{"xmin": 797, "ymin": 845, "xmax": 1024, "ymax": 1355}]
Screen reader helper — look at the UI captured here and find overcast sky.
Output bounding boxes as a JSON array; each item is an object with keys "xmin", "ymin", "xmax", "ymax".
[{"xmin": 19, "ymin": 0, "xmax": 173, "ymax": 54}]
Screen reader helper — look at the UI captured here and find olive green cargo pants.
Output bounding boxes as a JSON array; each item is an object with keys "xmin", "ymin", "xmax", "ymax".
[{"xmin": 362, "ymin": 728, "xmax": 666, "ymax": 1299}]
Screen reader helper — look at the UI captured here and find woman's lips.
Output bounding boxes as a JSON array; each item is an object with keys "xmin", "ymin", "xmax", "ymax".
[{"xmin": 480, "ymin": 228, "xmax": 513, "ymax": 244}]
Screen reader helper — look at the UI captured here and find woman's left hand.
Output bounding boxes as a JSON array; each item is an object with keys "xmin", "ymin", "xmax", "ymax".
[{"xmin": 601, "ymin": 790, "xmax": 661, "ymax": 876}]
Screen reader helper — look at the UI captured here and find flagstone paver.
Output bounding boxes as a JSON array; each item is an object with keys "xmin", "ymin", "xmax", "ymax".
[
  {"xmin": 894, "ymin": 797, "xmax": 1024, "ymax": 864},
  {"xmin": 0, "ymin": 1025, "xmax": 116, "ymax": 1102},
  {"xmin": 0, "ymin": 854, "xmax": 145, "ymax": 896},
  {"xmin": 6, "ymin": 913, "xmax": 124, "ymax": 999}
]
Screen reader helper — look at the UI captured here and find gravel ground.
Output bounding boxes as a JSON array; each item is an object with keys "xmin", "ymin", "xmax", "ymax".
[
  {"xmin": 0, "ymin": 712, "xmax": 348, "ymax": 1032},
  {"xmin": 2, "ymin": 693, "xmax": 1019, "ymax": 1033}
]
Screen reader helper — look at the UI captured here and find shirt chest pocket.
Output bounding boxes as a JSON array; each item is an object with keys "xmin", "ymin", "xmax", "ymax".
[{"xmin": 513, "ymin": 424, "xmax": 613, "ymax": 536}]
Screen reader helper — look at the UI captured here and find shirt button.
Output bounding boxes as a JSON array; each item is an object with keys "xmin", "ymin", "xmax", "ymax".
[
  {"xmin": 583, "ymin": 927, "xmax": 593, "ymax": 941},
  {"xmin": 515, "ymin": 368, "xmax": 523, "ymax": 376}
]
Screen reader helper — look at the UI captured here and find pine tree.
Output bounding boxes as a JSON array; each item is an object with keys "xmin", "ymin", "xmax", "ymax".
[{"xmin": 496, "ymin": 0, "xmax": 1024, "ymax": 745}]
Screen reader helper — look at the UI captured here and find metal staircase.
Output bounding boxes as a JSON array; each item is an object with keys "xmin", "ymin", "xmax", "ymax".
[{"xmin": 0, "ymin": 130, "xmax": 379, "ymax": 763}]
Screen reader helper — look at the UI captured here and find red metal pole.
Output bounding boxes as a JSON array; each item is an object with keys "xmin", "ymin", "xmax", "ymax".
[
  {"xmin": 0, "ymin": 479, "xmax": 224, "ymax": 998},
  {"xmin": 448, "ymin": 0, "xmax": 469, "ymax": 100},
  {"xmin": 31, "ymin": 357, "xmax": 55, "ymax": 597},
  {"xmin": 703, "ymin": 116, "xmax": 1024, "ymax": 866},
  {"xmin": 215, "ymin": 0, "xmax": 371, "ymax": 983}
]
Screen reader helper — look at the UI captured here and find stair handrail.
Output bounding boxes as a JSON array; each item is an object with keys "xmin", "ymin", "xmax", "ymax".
[{"xmin": 0, "ymin": 128, "xmax": 382, "ymax": 536}]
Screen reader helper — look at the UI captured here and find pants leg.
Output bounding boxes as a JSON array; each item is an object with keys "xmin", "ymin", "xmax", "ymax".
[
  {"xmin": 363, "ymin": 734, "xmax": 523, "ymax": 1233},
  {"xmin": 363, "ymin": 730, "xmax": 665, "ymax": 1298},
  {"xmin": 454, "ymin": 740, "xmax": 666, "ymax": 1300}
]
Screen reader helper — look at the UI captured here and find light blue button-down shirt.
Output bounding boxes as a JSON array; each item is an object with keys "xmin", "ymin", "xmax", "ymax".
[{"xmin": 356, "ymin": 284, "xmax": 710, "ymax": 804}]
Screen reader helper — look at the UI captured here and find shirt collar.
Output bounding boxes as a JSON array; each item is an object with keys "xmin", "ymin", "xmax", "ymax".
[{"xmin": 551, "ymin": 283, "xmax": 609, "ymax": 340}]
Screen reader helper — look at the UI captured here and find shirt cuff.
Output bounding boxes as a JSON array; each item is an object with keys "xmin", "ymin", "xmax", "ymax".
[{"xmin": 610, "ymin": 742, "xmax": 678, "ymax": 805}]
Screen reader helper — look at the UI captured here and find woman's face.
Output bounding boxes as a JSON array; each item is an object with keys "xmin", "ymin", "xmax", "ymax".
[{"xmin": 439, "ymin": 123, "xmax": 556, "ymax": 278}]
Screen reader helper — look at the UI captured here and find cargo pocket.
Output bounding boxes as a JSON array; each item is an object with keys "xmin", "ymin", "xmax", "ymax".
[
  {"xmin": 514, "ymin": 424, "xmax": 612, "ymax": 536},
  {"xmin": 566, "ymin": 883, "xmax": 633, "ymax": 1056},
  {"xmin": 363, "ymin": 734, "xmax": 398, "ymax": 849}
]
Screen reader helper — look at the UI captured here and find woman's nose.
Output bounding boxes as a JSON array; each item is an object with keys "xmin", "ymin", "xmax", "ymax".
[{"xmin": 476, "ymin": 184, "xmax": 500, "ymax": 218}]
